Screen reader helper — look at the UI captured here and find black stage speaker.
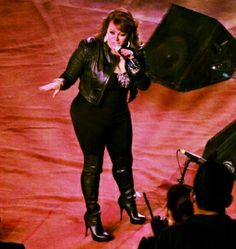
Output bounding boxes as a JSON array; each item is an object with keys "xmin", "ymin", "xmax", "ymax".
[
  {"xmin": 202, "ymin": 119, "xmax": 236, "ymax": 178},
  {"xmin": 144, "ymin": 4, "xmax": 236, "ymax": 91}
]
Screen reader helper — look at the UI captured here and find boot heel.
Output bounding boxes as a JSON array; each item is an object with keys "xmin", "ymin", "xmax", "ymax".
[
  {"xmin": 119, "ymin": 206, "xmax": 123, "ymax": 221},
  {"xmin": 118, "ymin": 196, "xmax": 146, "ymax": 224},
  {"xmin": 84, "ymin": 215, "xmax": 113, "ymax": 242},
  {"xmin": 85, "ymin": 222, "xmax": 88, "ymax": 237}
]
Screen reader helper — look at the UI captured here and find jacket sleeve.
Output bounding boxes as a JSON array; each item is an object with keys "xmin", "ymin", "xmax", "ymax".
[
  {"xmin": 129, "ymin": 48, "xmax": 151, "ymax": 91},
  {"xmin": 60, "ymin": 39, "xmax": 88, "ymax": 90}
]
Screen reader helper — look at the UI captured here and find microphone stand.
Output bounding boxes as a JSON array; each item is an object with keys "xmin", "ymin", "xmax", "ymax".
[
  {"xmin": 143, "ymin": 192, "xmax": 154, "ymax": 220},
  {"xmin": 178, "ymin": 158, "xmax": 191, "ymax": 184}
]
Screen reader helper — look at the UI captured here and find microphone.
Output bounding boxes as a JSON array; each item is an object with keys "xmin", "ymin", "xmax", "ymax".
[
  {"xmin": 180, "ymin": 149, "xmax": 206, "ymax": 164},
  {"xmin": 115, "ymin": 44, "xmax": 141, "ymax": 74}
]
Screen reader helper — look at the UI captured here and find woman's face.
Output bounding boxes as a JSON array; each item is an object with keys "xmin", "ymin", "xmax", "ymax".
[{"xmin": 106, "ymin": 21, "xmax": 128, "ymax": 53}]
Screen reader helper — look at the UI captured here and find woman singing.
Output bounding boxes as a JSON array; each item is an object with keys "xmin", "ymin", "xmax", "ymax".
[{"xmin": 40, "ymin": 8, "xmax": 151, "ymax": 242}]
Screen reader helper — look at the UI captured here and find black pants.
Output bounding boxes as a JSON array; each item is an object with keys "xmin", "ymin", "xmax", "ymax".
[{"xmin": 70, "ymin": 94, "xmax": 135, "ymax": 218}]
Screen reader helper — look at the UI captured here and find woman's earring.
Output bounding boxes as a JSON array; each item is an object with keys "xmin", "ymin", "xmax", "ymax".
[
  {"xmin": 104, "ymin": 34, "xmax": 108, "ymax": 42},
  {"xmin": 127, "ymin": 41, "xmax": 130, "ymax": 47}
]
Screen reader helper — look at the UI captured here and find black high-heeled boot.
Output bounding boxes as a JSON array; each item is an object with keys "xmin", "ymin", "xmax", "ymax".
[
  {"xmin": 112, "ymin": 162, "xmax": 146, "ymax": 225},
  {"xmin": 84, "ymin": 212, "xmax": 113, "ymax": 242},
  {"xmin": 118, "ymin": 190, "xmax": 146, "ymax": 224},
  {"xmin": 81, "ymin": 161, "xmax": 113, "ymax": 242}
]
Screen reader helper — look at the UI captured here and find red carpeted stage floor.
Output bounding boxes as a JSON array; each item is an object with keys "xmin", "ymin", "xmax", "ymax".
[{"xmin": 0, "ymin": 1, "xmax": 236, "ymax": 248}]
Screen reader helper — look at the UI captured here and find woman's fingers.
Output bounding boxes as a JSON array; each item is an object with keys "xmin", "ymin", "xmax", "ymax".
[
  {"xmin": 120, "ymin": 48, "xmax": 134, "ymax": 58},
  {"xmin": 39, "ymin": 80, "xmax": 63, "ymax": 98},
  {"xmin": 52, "ymin": 89, "xmax": 60, "ymax": 98},
  {"xmin": 39, "ymin": 81, "xmax": 60, "ymax": 91}
]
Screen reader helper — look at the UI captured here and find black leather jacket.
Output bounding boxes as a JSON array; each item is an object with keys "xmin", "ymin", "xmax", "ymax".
[{"xmin": 60, "ymin": 37, "xmax": 150, "ymax": 105}]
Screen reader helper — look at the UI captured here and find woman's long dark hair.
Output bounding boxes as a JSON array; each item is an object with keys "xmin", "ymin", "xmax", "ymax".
[{"xmin": 96, "ymin": 8, "xmax": 140, "ymax": 49}]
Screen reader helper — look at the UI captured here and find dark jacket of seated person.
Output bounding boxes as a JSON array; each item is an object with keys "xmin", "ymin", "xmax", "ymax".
[
  {"xmin": 138, "ymin": 183, "xmax": 193, "ymax": 249},
  {"xmin": 156, "ymin": 161, "xmax": 236, "ymax": 249}
]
